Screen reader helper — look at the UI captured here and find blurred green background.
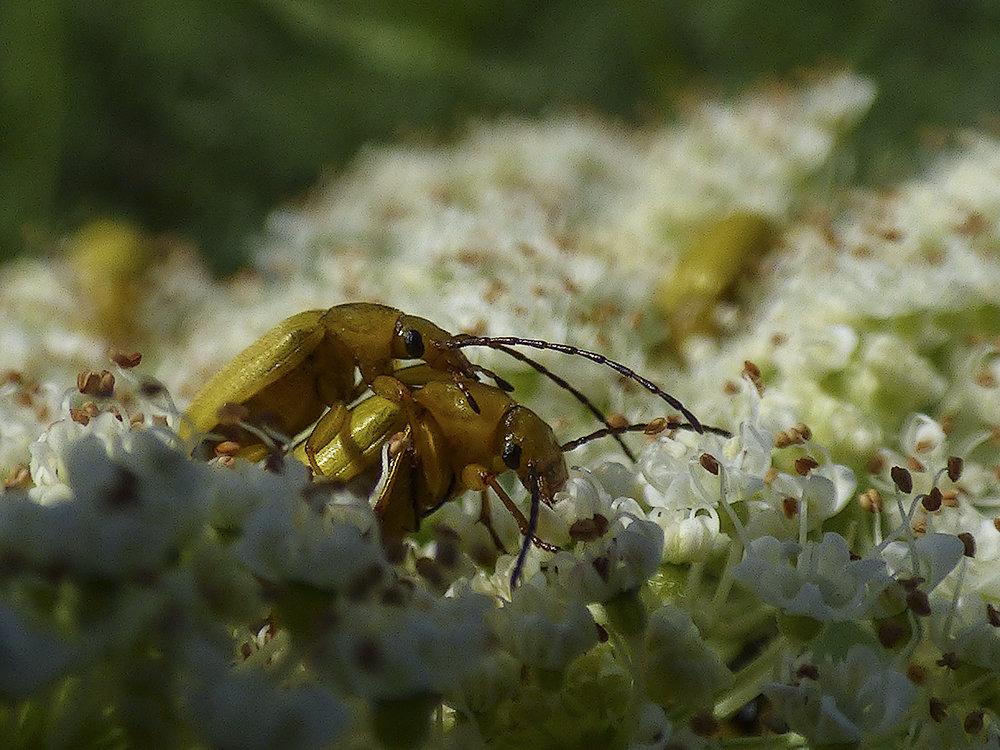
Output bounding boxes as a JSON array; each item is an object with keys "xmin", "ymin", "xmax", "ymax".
[{"xmin": 3, "ymin": 0, "xmax": 998, "ymax": 273}]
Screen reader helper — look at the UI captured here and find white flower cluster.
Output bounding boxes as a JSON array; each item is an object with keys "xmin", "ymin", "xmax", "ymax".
[{"xmin": 2, "ymin": 71, "xmax": 1000, "ymax": 747}]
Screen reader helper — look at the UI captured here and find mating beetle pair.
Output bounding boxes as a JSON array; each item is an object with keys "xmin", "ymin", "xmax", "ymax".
[{"xmin": 182, "ymin": 303, "xmax": 718, "ymax": 587}]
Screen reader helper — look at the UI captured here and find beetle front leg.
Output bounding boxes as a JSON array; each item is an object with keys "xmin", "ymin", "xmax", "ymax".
[{"xmin": 463, "ymin": 465, "xmax": 561, "ymax": 554}]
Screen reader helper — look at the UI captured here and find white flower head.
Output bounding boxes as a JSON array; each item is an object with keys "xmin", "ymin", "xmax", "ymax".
[
  {"xmin": 649, "ymin": 506, "xmax": 724, "ymax": 564},
  {"xmin": 881, "ymin": 533, "xmax": 965, "ymax": 593},
  {"xmin": 232, "ymin": 488, "xmax": 389, "ymax": 594},
  {"xmin": 323, "ymin": 589, "xmax": 492, "ymax": 699},
  {"xmin": 643, "ymin": 605, "xmax": 733, "ymax": 709},
  {"xmin": 627, "ymin": 702, "xmax": 676, "ymax": 750},
  {"xmin": 732, "ymin": 532, "xmax": 889, "ymax": 621},
  {"xmin": 765, "ymin": 645, "xmax": 916, "ymax": 745},
  {"xmin": 187, "ymin": 668, "xmax": 350, "ymax": 750},
  {"xmin": 928, "ymin": 594, "xmax": 1000, "ymax": 670},
  {"xmin": 764, "ymin": 462, "xmax": 857, "ymax": 530},
  {"xmin": 456, "ymin": 649, "xmax": 521, "ymax": 714},
  {"xmin": 5, "ymin": 425, "xmax": 211, "ymax": 580},
  {"xmin": 553, "ymin": 517, "xmax": 665, "ymax": 603},
  {"xmin": 489, "ymin": 577, "xmax": 598, "ymax": 672}
]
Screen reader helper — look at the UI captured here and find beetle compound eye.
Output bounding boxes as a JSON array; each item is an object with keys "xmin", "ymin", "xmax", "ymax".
[
  {"xmin": 502, "ymin": 440, "xmax": 522, "ymax": 470},
  {"xmin": 402, "ymin": 328, "xmax": 425, "ymax": 358}
]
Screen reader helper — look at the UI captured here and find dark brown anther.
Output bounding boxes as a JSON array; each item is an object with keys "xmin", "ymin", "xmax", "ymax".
[
  {"xmin": 986, "ymin": 602, "xmax": 1000, "ymax": 628},
  {"xmin": 867, "ymin": 451, "xmax": 886, "ymax": 475},
  {"xmin": 946, "ymin": 456, "xmax": 964, "ymax": 482},
  {"xmin": 957, "ymin": 532, "xmax": 975, "ymax": 558},
  {"xmin": 699, "ymin": 453, "xmax": 720, "ymax": 475},
  {"xmin": 964, "ymin": 710, "xmax": 984, "ymax": 734},
  {"xmin": 922, "ymin": 487, "xmax": 942, "ymax": 512},
  {"xmin": 906, "ymin": 588, "xmax": 931, "ymax": 616},
  {"xmin": 139, "ymin": 378, "xmax": 166, "ymax": 397},
  {"xmin": 795, "ymin": 663, "xmax": 819, "ymax": 681},
  {"xmin": 891, "ymin": 466, "xmax": 913, "ymax": 494},
  {"xmin": 781, "ymin": 497, "xmax": 798, "ymax": 518},
  {"xmin": 929, "ymin": 697, "xmax": 948, "ymax": 723},
  {"xmin": 742, "ymin": 360, "xmax": 763, "ymax": 394},
  {"xmin": 876, "ymin": 619, "xmax": 905, "ymax": 649},
  {"xmin": 906, "ymin": 664, "xmax": 927, "ymax": 684},
  {"xmin": 936, "ymin": 651, "xmax": 959, "ymax": 670},
  {"xmin": 109, "ymin": 350, "xmax": 143, "ymax": 368},
  {"xmin": 794, "ymin": 456, "xmax": 819, "ymax": 476},
  {"xmin": 569, "ymin": 514, "xmax": 610, "ymax": 542},
  {"xmin": 77, "ymin": 369, "xmax": 115, "ymax": 397},
  {"xmin": 643, "ymin": 417, "xmax": 667, "ymax": 435}
]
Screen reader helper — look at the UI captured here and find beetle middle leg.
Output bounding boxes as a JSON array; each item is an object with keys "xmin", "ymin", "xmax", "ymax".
[{"xmin": 477, "ymin": 490, "xmax": 508, "ymax": 553}]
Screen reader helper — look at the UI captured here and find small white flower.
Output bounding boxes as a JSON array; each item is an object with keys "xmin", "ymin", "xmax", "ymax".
[
  {"xmin": 187, "ymin": 668, "xmax": 350, "ymax": 750},
  {"xmin": 627, "ymin": 702, "xmax": 675, "ymax": 750},
  {"xmin": 552, "ymin": 472, "xmax": 614, "ymax": 530},
  {"xmin": 554, "ymin": 517, "xmax": 665, "ymax": 603},
  {"xmin": 900, "ymin": 413, "xmax": 948, "ymax": 461},
  {"xmin": 456, "ymin": 649, "xmax": 521, "ymax": 713},
  {"xmin": 732, "ymin": 532, "xmax": 889, "ymax": 621},
  {"xmin": 643, "ymin": 605, "xmax": 733, "ymax": 709},
  {"xmin": 881, "ymin": 533, "xmax": 964, "ymax": 593},
  {"xmin": 928, "ymin": 594, "xmax": 1000, "ymax": 669},
  {"xmin": 323, "ymin": 589, "xmax": 492, "ymax": 699},
  {"xmin": 763, "ymin": 462, "xmax": 856, "ymax": 530},
  {"xmin": 233, "ymin": 489, "xmax": 388, "ymax": 593},
  {"xmin": 764, "ymin": 646, "xmax": 916, "ymax": 745},
  {"xmin": 489, "ymin": 578, "xmax": 597, "ymax": 672},
  {"xmin": 650, "ymin": 506, "xmax": 724, "ymax": 564},
  {"xmin": 4, "ymin": 427, "xmax": 211, "ymax": 579}
]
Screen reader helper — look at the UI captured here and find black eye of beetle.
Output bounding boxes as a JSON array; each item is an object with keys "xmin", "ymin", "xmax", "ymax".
[
  {"xmin": 402, "ymin": 329, "xmax": 425, "ymax": 358},
  {"xmin": 502, "ymin": 440, "xmax": 522, "ymax": 470}
]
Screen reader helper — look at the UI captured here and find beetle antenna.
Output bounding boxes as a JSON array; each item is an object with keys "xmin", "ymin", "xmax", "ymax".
[
  {"xmin": 561, "ymin": 418, "xmax": 731, "ymax": 453},
  {"xmin": 510, "ymin": 463, "xmax": 541, "ymax": 591},
  {"xmin": 472, "ymin": 344, "xmax": 636, "ymax": 461},
  {"xmin": 449, "ymin": 335, "xmax": 704, "ymax": 433},
  {"xmin": 469, "ymin": 363, "xmax": 514, "ymax": 392},
  {"xmin": 451, "ymin": 373, "xmax": 481, "ymax": 414}
]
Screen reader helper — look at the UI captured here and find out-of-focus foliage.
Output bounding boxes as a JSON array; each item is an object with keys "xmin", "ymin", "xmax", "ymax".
[{"xmin": 2, "ymin": 0, "xmax": 999, "ymax": 271}]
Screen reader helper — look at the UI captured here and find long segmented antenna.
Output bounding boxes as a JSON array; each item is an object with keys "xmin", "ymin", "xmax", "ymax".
[
  {"xmin": 471, "ymin": 343, "xmax": 636, "ymax": 461},
  {"xmin": 560, "ymin": 419, "xmax": 731, "ymax": 453},
  {"xmin": 449, "ymin": 335, "xmax": 704, "ymax": 433}
]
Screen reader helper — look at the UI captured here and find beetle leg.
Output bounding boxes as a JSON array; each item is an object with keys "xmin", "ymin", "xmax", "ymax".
[
  {"xmin": 372, "ymin": 427, "xmax": 420, "ymax": 540},
  {"xmin": 477, "ymin": 491, "xmax": 508, "ymax": 553},
  {"xmin": 302, "ymin": 402, "xmax": 350, "ymax": 474},
  {"xmin": 479, "ymin": 471, "xmax": 560, "ymax": 555}
]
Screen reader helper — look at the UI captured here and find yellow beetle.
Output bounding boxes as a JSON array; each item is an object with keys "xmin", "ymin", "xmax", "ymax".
[
  {"xmin": 182, "ymin": 303, "xmax": 484, "ymax": 453},
  {"xmin": 296, "ymin": 374, "xmax": 567, "ymax": 587}
]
